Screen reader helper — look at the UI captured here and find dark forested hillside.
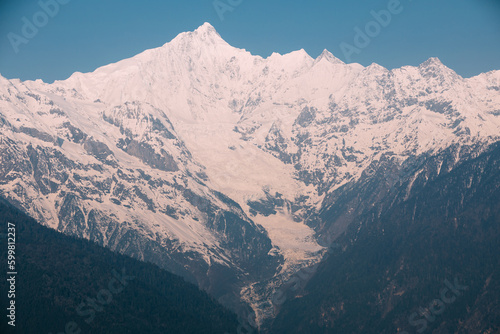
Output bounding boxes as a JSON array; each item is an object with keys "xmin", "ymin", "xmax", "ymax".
[
  {"xmin": 0, "ymin": 199, "xmax": 238, "ymax": 334},
  {"xmin": 270, "ymin": 143, "xmax": 500, "ymax": 333}
]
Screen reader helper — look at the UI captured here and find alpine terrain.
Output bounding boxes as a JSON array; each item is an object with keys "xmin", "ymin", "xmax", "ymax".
[{"xmin": 0, "ymin": 23, "xmax": 499, "ymax": 331}]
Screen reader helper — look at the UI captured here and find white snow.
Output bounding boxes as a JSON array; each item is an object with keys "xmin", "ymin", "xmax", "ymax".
[{"xmin": 0, "ymin": 23, "xmax": 499, "ymax": 315}]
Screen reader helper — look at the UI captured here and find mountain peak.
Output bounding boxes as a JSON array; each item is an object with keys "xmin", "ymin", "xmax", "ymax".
[
  {"xmin": 365, "ymin": 62, "xmax": 387, "ymax": 73},
  {"xmin": 191, "ymin": 22, "xmax": 223, "ymax": 41},
  {"xmin": 420, "ymin": 57, "xmax": 445, "ymax": 68},
  {"xmin": 316, "ymin": 49, "xmax": 344, "ymax": 65},
  {"xmin": 418, "ymin": 56, "xmax": 461, "ymax": 79},
  {"xmin": 168, "ymin": 22, "xmax": 225, "ymax": 47},
  {"xmin": 195, "ymin": 22, "xmax": 217, "ymax": 34},
  {"xmin": 294, "ymin": 48, "xmax": 311, "ymax": 58}
]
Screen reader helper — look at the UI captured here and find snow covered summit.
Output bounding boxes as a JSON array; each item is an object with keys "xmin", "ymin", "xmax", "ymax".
[{"xmin": 0, "ymin": 22, "xmax": 499, "ymax": 324}]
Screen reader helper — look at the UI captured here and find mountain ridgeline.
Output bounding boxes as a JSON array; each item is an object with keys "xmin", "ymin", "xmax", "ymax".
[
  {"xmin": 269, "ymin": 142, "xmax": 500, "ymax": 333},
  {"xmin": 0, "ymin": 198, "xmax": 238, "ymax": 334},
  {"xmin": 0, "ymin": 22, "xmax": 499, "ymax": 331}
]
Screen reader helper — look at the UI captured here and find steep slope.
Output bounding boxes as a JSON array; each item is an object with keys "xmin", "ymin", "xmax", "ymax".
[
  {"xmin": 0, "ymin": 198, "xmax": 238, "ymax": 334},
  {"xmin": 0, "ymin": 22, "xmax": 499, "ymax": 325},
  {"xmin": 270, "ymin": 142, "xmax": 500, "ymax": 333},
  {"xmin": 0, "ymin": 57, "xmax": 283, "ymax": 315}
]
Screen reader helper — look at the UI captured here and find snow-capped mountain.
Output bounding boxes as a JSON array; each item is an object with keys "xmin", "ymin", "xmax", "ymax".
[{"xmin": 0, "ymin": 22, "xmax": 499, "ymax": 324}]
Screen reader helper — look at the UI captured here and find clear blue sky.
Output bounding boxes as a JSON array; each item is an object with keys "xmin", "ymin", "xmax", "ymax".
[{"xmin": 1, "ymin": 0, "xmax": 499, "ymax": 83}]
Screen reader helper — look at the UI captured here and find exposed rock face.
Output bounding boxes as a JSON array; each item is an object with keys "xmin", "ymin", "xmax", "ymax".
[
  {"xmin": 270, "ymin": 142, "xmax": 500, "ymax": 334},
  {"xmin": 0, "ymin": 23, "xmax": 499, "ymax": 325}
]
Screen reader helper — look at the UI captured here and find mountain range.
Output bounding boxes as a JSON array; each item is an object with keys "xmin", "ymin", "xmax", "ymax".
[{"xmin": 0, "ymin": 22, "xmax": 499, "ymax": 331}]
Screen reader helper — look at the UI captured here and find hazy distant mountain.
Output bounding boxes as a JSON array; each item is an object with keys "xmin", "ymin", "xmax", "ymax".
[{"xmin": 0, "ymin": 22, "xmax": 499, "ymax": 327}]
